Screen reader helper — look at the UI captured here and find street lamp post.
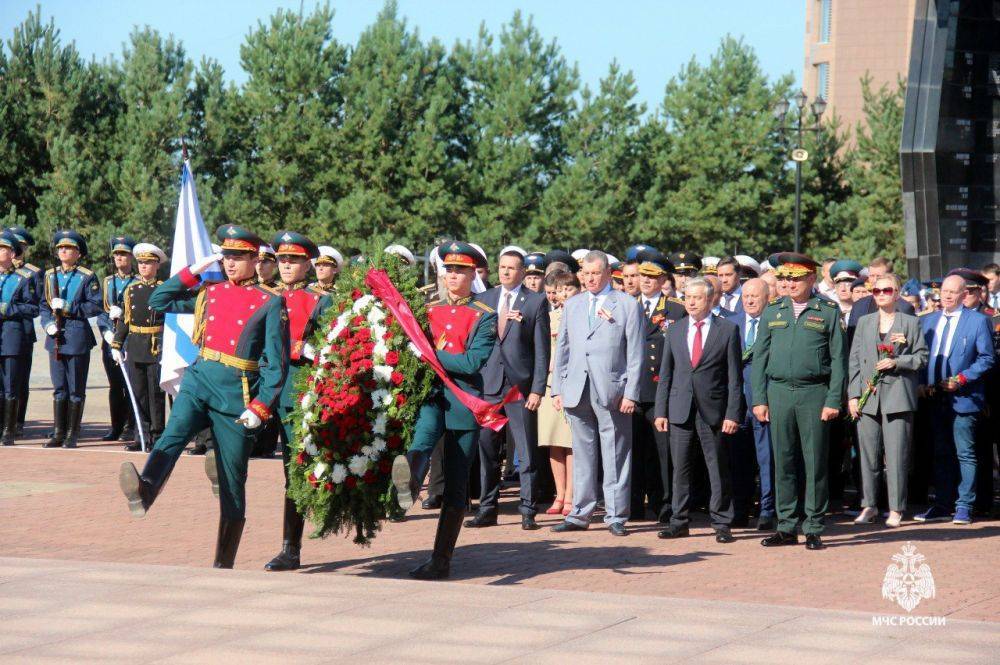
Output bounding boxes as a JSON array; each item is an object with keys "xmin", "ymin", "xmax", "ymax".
[{"xmin": 774, "ymin": 91, "xmax": 826, "ymax": 253}]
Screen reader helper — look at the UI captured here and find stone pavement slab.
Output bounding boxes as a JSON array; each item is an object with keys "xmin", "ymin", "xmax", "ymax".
[
  {"xmin": 0, "ymin": 557, "xmax": 997, "ymax": 664},
  {"xmin": 1, "ymin": 445, "xmax": 999, "ymax": 626}
]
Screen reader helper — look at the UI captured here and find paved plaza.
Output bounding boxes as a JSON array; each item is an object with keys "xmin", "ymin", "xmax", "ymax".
[{"xmin": 1, "ymin": 382, "xmax": 998, "ymax": 662}]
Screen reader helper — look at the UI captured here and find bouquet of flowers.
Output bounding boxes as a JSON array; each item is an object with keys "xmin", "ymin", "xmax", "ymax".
[
  {"xmin": 855, "ymin": 332, "xmax": 905, "ymax": 416},
  {"xmin": 286, "ymin": 251, "xmax": 434, "ymax": 545}
]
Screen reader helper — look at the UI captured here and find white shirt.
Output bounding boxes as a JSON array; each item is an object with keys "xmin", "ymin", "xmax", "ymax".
[
  {"xmin": 641, "ymin": 294, "xmax": 659, "ymax": 317},
  {"xmin": 928, "ymin": 306, "xmax": 964, "ymax": 380},
  {"xmin": 745, "ymin": 315, "xmax": 761, "ymax": 346},
  {"xmin": 587, "ymin": 283, "xmax": 613, "ymax": 319},
  {"xmin": 687, "ymin": 314, "xmax": 712, "ymax": 358},
  {"xmin": 990, "ymin": 290, "xmax": 1000, "ymax": 310},
  {"xmin": 499, "ymin": 284, "xmax": 521, "ymax": 312}
]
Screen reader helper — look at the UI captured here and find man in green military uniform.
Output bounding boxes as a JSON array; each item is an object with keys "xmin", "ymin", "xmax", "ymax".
[
  {"xmin": 392, "ymin": 241, "xmax": 497, "ymax": 580},
  {"xmin": 118, "ymin": 224, "xmax": 289, "ymax": 568},
  {"xmin": 751, "ymin": 253, "xmax": 846, "ymax": 550}
]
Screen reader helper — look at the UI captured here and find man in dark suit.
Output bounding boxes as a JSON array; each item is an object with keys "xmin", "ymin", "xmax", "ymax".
[
  {"xmin": 724, "ymin": 278, "xmax": 775, "ymax": 529},
  {"xmin": 467, "ymin": 248, "xmax": 550, "ymax": 530},
  {"xmin": 654, "ymin": 277, "xmax": 743, "ymax": 543},
  {"xmin": 632, "ymin": 249, "xmax": 685, "ymax": 521},
  {"xmin": 716, "ymin": 256, "xmax": 744, "ymax": 315}
]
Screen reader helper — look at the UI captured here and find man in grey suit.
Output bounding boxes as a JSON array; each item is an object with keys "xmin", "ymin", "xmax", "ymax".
[
  {"xmin": 551, "ymin": 250, "xmax": 644, "ymax": 536},
  {"xmin": 654, "ymin": 277, "xmax": 744, "ymax": 543},
  {"xmin": 467, "ymin": 248, "xmax": 550, "ymax": 530}
]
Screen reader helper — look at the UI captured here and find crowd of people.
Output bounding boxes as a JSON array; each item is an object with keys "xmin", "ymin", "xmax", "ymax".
[{"xmin": 4, "ymin": 224, "xmax": 997, "ymax": 574}]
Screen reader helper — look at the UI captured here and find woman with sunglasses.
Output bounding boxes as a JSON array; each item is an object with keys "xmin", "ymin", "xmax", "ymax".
[{"xmin": 847, "ymin": 275, "xmax": 928, "ymax": 527}]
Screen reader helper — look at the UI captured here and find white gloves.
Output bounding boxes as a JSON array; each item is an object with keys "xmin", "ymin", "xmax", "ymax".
[
  {"xmin": 302, "ymin": 343, "xmax": 316, "ymax": 361},
  {"xmin": 237, "ymin": 408, "xmax": 262, "ymax": 429},
  {"xmin": 109, "ymin": 305, "xmax": 123, "ymax": 320},
  {"xmin": 103, "ymin": 330, "xmax": 115, "ymax": 345},
  {"xmin": 45, "ymin": 323, "xmax": 58, "ymax": 336},
  {"xmin": 111, "ymin": 348, "xmax": 124, "ymax": 364},
  {"xmin": 190, "ymin": 253, "xmax": 223, "ymax": 276},
  {"xmin": 51, "ymin": 297, "xmax": 66, "ymax": 311}
]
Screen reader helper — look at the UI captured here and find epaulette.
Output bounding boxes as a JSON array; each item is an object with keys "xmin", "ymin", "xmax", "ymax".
[
  {"xmin": 471, "ymin": 301, "xmax": 494, "ymax": 314},
  {"xmin": 427, "ymin": 298, "xmax": 445, "ymax": 307},
  {"xmin": 256, "ymin": 283, "xmax": 282, "ymax": 297},
  {"xmin": 15, "ymin": 268, "xmax": 32, "ymax": 279},
  {"xmin": 23, "ymin": 263, "xmax": 40, "ymax": 273},
  {"xmin": 667, "ymin": 297, "xmax": 684, "ymax": 305},
  {"xmin": 306, "ymin": 285, "xmax": 326, "ymax": 295},
  {"xmin": 44, "ymin": 267, "xmax": 56, "ymax": 276},
  {"xmin": 822, "ymin": 299, "xmax": 838, "ymax": 308},
  {"xmin": 77, "ymin": 266, "xmax": 93, "ymax": 276}
]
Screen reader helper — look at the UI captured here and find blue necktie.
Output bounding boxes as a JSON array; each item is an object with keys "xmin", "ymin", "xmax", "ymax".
[
  {"xmin": 746, "ymin": 318, "xmax": 757, "ymax": 348},
  {"xmin": 934, "ymin": 315, "xmax": 953, "ymax": 384},
  {"xmin": 589, "ymin": 296, "xmax": 597, "ymax": 327}
]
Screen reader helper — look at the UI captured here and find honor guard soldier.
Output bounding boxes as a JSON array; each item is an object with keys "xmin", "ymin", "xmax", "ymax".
[
  {"xmin": 256, "ymin": 244, "xmax": 279, "ymax": 289},
  {"xmin": 751, "ymin": 253, "xmax": 846, "ymax": 551},
  {"xmin": 264, "ymin": 231, "xmax": 331, "ymax": 572},
  {"xmin": 40, "ymin": 231, "xmax": 103, "ymax": 448},
  {"xmin": 392, "ymin": 241, "xmax": 498, "ymax": 580},
  {"xmin": 0, "ymin": 230, "xmax": 39, "ymax": 445},
  {"xmin": 385, "ymin": 244, "xmax": 416, "ymax": 266},
  {"xmin": 522, "ymin": 252, "xmax": 546, "ymax": 293},
  {"xmin": 97, "ymin": 236, "xmax": 138, "ymax": 444},
  {"xmin": 8, "ymin": 226, "xmax": 41, "ymax": 436},
  {"xmin": 669, "ymin": 252, "xmax": 702, "ymax": 296},
  {"xmin": 109, "ymin": 243, "xmax": 167, "ymax": 452},
  {"xmin": 310, "ymin": 246, "xmax": 342, "ymax": 293},
  {"xmin": 118, "ymin": 224, "xmax": 289, "ymax": 568},
  {"xmin": 632, "ymin": 249, "xmax": 684, "ymax": 521}
]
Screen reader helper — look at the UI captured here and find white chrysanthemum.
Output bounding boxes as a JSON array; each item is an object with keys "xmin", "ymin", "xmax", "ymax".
[
  {"xmin": 352, "ymin": 295, "xmax": 374, "ymax": 312},
  {"xmin": 300, "ymin": 392, "xmax": 315, "ymax": 409},
  {"xmin": 367, "ymin": 306, "xmax": 385, "ymax": 324},
  {"xmin": 373, "ymin": 340, "xmax": 390, "ymax": 359},
  {"xmin": 303, "ymin": 409, "xmax": 316, "ymax": 423},
  {"xmin": 320, "ymin": 345, "xmax": 332, "ymax": 357},
  {"xmin": 313, "ymin": 462, "xmax": 328, "ymax": 479},
  {"xmin": 348, "ymin": 455, "xmax": 368, "ymax": 476},
  {"xmin": 373, "ymin": 413, "xmax": 388, "ymax": 435},
  {"xmin": 373, "ymin": 365, "xmax": 393, "ymax": 383},
  {"xmin": 371, "ymin": 388, "xmax": 390, "ymax": 406},
  {"xmin": 372, "ymin": 437, "xmax": 387, "ymax": 453},
  {"xmin": 303, "ymin": 434, "xmax": 318, "ymax": 457},
  {"xmin": 361, "ymin": 445, "xmax": 374, "ymax": 458},
  {"xmin": 331, "ymin": 464, "xmax": 347, "ymax": 484},
  {"xmin": 408, "ymin": 341, "xmax": 422, "ymax": 358},
  {"xmin": 372, "ymin": 323, "xmax": 387, "ymax": 340}
]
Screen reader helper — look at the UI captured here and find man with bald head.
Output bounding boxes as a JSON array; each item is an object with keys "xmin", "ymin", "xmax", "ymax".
[
  {"xmin": 916, "ymin": 273, "xmax": 994, "ymax": 525},
  {"xmin": 724, "ymin": 278, "xmax": 775, "ymax": 529}
]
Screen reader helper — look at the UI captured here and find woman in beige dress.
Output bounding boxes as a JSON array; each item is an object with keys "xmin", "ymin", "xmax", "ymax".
[{"xmin": 537, "ymin": 271, "xmax": 580, "ymax": 515}]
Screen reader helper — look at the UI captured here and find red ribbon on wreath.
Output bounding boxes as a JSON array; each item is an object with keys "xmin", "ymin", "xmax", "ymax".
[{"xmin": 365, "ymin": 269, "xmax": 518, "ymax": 432}]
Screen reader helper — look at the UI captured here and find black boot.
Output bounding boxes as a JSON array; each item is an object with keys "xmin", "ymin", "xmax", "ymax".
[
  {"xmin": 264, "ymin": 498, "xmax": 305, "ymax": 571},
  {"xmin": 205, "ymin": 449, "xmax": 220, "ymax": 497},
  {"xmin": 213, "ymin": 517, "xmax": 246, "ymax": 569},
  {"xmin": 43, "ymin": 399, "xmax": 68, "ymax": 448},
  {"xmin": 0, "ymin": 399, "xmax": 14, "ymax": 446},
  {"xmin": 392, "ymin": 449, "xmax": 430, "ymax": 511},
  {"xmin": 62, "ymin": 399, "xmax": 84, "ymax": 448},
  {"xmin": 118, "ymin": 449, "xmax": 175, "ymax": 517},
  {"xmin": 101, "ymin": 391, "xmax": 124, "ymax": 441},
  {"xmin": 409, "ymin": 505, "xmax": 464, "ymax": 580}
]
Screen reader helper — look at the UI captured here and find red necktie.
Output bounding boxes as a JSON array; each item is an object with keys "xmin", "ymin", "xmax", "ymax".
[{"xmin": 691, "ymin": 320, "xmax": 704, "ymax": 367}]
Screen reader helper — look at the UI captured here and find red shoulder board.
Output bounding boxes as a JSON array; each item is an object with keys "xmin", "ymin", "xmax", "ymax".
[
  {"xmin": 428, "ymin": 302, "xmax": 482, "ymax": 354},
  {"xmin": 283, "ymin": 288, "xmax": 323, "ymax": 359}
]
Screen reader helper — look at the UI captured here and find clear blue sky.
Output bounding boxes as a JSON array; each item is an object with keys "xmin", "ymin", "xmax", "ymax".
[{"xmin": 2, "ymin": 1, "xmax": 805, "ymax": 114}]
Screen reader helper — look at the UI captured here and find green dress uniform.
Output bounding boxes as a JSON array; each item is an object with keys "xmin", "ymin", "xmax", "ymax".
[
  {"xmin": 752, "ymin": 290, "xmax": 846, "ymax": 540},
  {"xmin": 119, "ymin": 225, "xmax": 290, "ymax": 569},
  {"xmin": 393, "ymin": 241, "xmax": 497, "ymax": 580}
]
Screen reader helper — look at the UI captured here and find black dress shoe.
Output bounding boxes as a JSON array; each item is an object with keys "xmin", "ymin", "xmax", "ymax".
[
  {"xmin": 656, "ymin": 511, "xmax": 673, "ymax": 525},
  {"xmin": 730, "ymin": 516, "xmax": 750, "ymax": 529},
  {"xmin": 756, "ymin": 516, "xmax": 776, "ymax": 531},
  {"xmin": 715, "ymin": 529, "xmax": 734, "ymax": 543},
  {"xmin": 805, "ymin": 534, "xmax": 824, "ymax": 550},
  {"xmin": 608, "ymin": 523, "xmax": 627, "ymax": 536},
  {"xmin": 101, "ymin": 428, "xmax": 123, "ymax": 442},
  {"xmin": 463, "ymin": 511, "xmax": 497, "ymax": 528},
  {"xmin": 760, "ymin": 531, "xmax": 799, "ymax": 547},
  {"xmin": 521, "ymin": 515, "xmax": 540, "ymax": 530},
  {"xmin": 552, "ymin": 521, "xmax": 587, "ymax": 532},
  {"xmin": 657, "ymin": 525, "xmax": 690, "ymax": 539},
  {"xmin": 421, "ymin": 495, "xmax": 443, "ymax": 510},
  {"xmin": 123, "ymin": 441, "xmax": 142, "ymax": 452}
]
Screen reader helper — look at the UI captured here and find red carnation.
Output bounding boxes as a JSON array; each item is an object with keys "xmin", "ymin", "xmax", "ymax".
[
  {"xmin": 391, "ymin": 371, "xmax": 404, "ymax": 386},
  {"xmin": 362, "ymin": 470, "xmax": 376, "ymax": 484},
  {"xmin": 356, "ymin": 328, "xmax": 372, "ymax": 342},
  {"xmin": 385, "ymin": 351, "xmax": 399, "ymax": 366},
  {"xmin": 296, "ymin": 451, "xmax": 308, "ymax": 466},
  {"xmin": 383, "ymin": 330, "xmax": 395, "ymax": 341},
  {"xmin": 387, "ymin": 434, "xmax": 403, "ymax": 449},
  {"xmin": 345, "ymin": 476, "xmax": 357, "ymax": 489},
  {"xmin": 351, "ymin": 315, "xmax": 365, "ymax": 327},
  {"xmin": 384, "ymin": 315, "xmax": 394, "ymax": 327},
  {"xmin": 396, "ymin": 393, "xmax": 407, "ymax": 406},
  {"xmin": 351, "ymin": 288, "xmax": 363, "ymax": 300},
  {"xmin": 337, "ymin": 327, "xmax": 350, "ymax": 340},
  {"xmin": 308, "ymin": 473, "xmax": 319, "ymax": 488},
  {"xmin": 324, "ymin": 481, "xmax": 333, "ymax": 491}
]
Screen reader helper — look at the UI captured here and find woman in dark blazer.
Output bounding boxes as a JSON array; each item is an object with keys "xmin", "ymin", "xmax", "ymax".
[{"xmin": 848, "ymin": 275, "xmax": 928, "ymax": 527}]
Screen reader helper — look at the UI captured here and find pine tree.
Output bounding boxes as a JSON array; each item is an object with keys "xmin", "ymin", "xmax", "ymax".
[{"xmin": 535, "ymin": 62, "xmax": 648, "ymax": 252}]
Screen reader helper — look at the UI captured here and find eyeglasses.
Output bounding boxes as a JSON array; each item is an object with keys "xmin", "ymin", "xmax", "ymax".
[{"xmin": 871, "ymin": 287, "xmax": 895, "ymax": 296}]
